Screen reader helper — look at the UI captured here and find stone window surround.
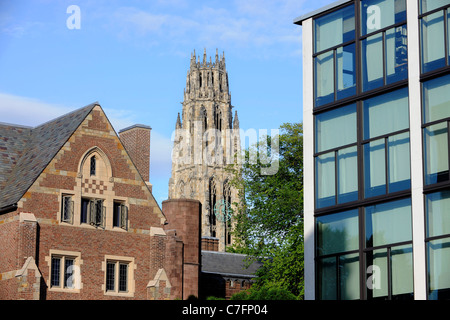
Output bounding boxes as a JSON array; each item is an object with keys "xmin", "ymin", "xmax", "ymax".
[
  {"xmin": 45, "ymin": 249, "xmax": 83, "ymax": 294},
  {"xmin": 57, "ymin": 146, "xmax": 129, "ymax": 231},
  {"xmin": 101, "ymin": 255, "xmax": 136, "ymax": 297}
]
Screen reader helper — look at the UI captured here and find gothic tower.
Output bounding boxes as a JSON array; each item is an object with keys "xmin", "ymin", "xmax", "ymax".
[{"xmin": 168, "ymin": 49, "xmax": 241, "ymax": 252}]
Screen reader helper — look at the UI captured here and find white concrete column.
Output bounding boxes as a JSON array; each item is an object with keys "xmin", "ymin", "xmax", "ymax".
[
  {"xmin": 302, "ymin": 17, "xmax": 315, "ymax": 301},
  {"xmin": 406, "ymin": 0, "xmax": 427, "ymax": 300}
]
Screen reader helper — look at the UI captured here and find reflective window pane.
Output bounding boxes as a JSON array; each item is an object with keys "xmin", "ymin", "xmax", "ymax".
[
  {"xmin": 424, "ymin": 123, "xmax": 449, "ymax": 185},
  {"xmin": 448, "ymin": 9, "xmax": 450, "ymax": 64},
  {"xmin": 316, "ymin": 209, "xmax": 359, "ymax": 256},
  {"xmin": 363, "ymin": 88, "xmax": 409, "ymax": 139},
  {"xmin": 339, "ymin": 253, "xmax": 360, "ymax": 300},
  {"xmin": 367, "ymin": 248, "xmax": 388, "ymax": 298},
  {"xmin": 421, "ymin": 11, "xmax": 446, "ymax": 73},
  {"xmin": 391, "ymin": 245, "xmax": 414, "ymax": 298},
  {"xmin": 336, "ymin": 44, "xmax": 356, "ymax": 100},
  {"xmin": 315, "ymin": 4, "xmax": 355, "ymax": 52},
  {"xmin": 427, "ymin": 239, "xmax": 450, "ymax": 300},
  {"xmin": 385, "ymin": 25, "xmax": 408, "ymax": 85},
  {"xmin": 365, "ymin": 198, "xmax": 412, "ymax": 248},
  {"xmin": 366, "ymin": 245, "xmax": 413, "ymax": 300},
  {"xmin": 315, "ymin": 51, "xmax": 334, "ymax": 107},
  {"xmin": 361, "ymin": 0, "xmax": 406, "ymax": 35},
  {"xmin": 426, "ymin": 190, "xmax": 450, "ymax": 238},
  {"xmin": 420, "ymin": 0, "xmax": 450, "ymax": 14},
  {"xmin": 317, "ymin": 257, "xmax": 337, "ymax": 300},
  {"xmin": 387, "ymin": 132, "xmax": 410, "ymax": 193},
  {"xmin": 315, "ymin": 104, "xmax": 357, "ymax": 152},
  {"xmin": 364, "ymin": 138, "xmax": 386, "ymax": 198},
  {"xmin": 317, "ymin": 253, "xmax": 360, "ymax": 300},
  {"xmin": 423, "ymin": 74, "xmax": 450, "ymax": 123},
  {"xmin": 337, "ymin": 146, "xmax": 358, "ymax": 204},
  {"xmin": 362, "ymin": 32, "xmax": 384, "ymax": 91},
  {"xmin": 315, "ymin": 152, "xmax": 335, "ymax": 209}
]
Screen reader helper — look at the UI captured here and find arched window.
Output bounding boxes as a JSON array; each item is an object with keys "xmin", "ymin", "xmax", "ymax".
[
  {"xmin": 90, "ymin": 156, "xmax": 96, "ymax": 176},
  {"xmin": 223, "ymin": 179, "xmax": 232, "ymax": 245},
  {"xmin": 209, "ymin": 177, "xmax": 217, "ymax": 237},
  {"xmin": 201, "ymin": 107, "xmax": 207, "ymax": 130},
  {"xmin": 214, "ymin": 106, "xmax": 222, "ymax": 131}
]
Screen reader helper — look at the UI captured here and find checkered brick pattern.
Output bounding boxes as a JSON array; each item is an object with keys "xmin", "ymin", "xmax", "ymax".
[{"xmin": 82, "ymin": 178, "xmax": 108, "ymax": 195}]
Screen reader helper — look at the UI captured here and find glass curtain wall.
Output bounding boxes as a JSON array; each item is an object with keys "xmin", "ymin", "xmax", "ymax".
[
  {"xmin": 423, "ymin": 74, "xmax": 450, "ymax": 185},
  {"xmin": 316, "ymin": 209, "xmax": 360, "ymax": 299},
  {"xmin": 315, "ymin": 104, "xmax": 358, "ymax": 208},
  {"xmin": 312, "ymin": 0, "xmax": 413, "ymax": 300},
  {"xmin": 314, "ymin": 4, "xmax": 356, "ymax": 107},
  {"xmin": 365, "ymin": 198, "xmax": 413, "ymax": 300},
  {"xmin": 419, "ymin": 1, "xmax": 450, "ymax": 74},
  {"xmin": 363, "ymin": 88, "xmax": 410, "ymax": 197},
  {"xmin": 360, "ymin": 0, "xmax": 407, "ymax": 91}
]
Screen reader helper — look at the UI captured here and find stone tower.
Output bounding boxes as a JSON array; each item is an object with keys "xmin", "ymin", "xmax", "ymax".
[{"xmin": 168, "ymin": 49, "xmax": 241, "ymax": 252}]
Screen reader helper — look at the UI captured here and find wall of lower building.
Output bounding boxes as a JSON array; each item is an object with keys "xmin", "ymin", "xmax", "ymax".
[{"xmin": 0, "ymin": 106, "xmax": 175, "ymax": 300}]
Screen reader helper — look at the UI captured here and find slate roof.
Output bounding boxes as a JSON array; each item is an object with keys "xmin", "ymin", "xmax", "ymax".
[
  {"xmin": 0, "ymin": 102, "xmax": 98, "ymax": 210},
  {"xmin": 201, "ymin": 251, "xmax": 263, "ymax": 278}
]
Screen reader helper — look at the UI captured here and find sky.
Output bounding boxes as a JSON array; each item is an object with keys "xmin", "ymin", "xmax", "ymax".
[{"xmin": 0, "ymin": 0, "xmax": 332, "ymax": 205}]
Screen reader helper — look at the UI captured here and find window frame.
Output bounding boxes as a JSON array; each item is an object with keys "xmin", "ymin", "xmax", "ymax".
[
  {"xmin": 314, "ymin": 86, "xmax": 411, "ymax": 211},
  {"xmin": 80, "ymin": 197, "xmax": 105, "ymax": 229},
  {"xmin": 60, "ymin": 194, "xmax": 74, "ymax": 224},
  {"xmin": 103, "ymin": 255, "xmax": 135, "ymax": 297},
  {"xmin": 419, "ymin": 3, "xmax": 450, "ymax": 75},
  {"xmin": 423, "ymin": 189, "xmax": 450, "ymax": 300},
  {"xmin": 47, "ymin": 250, "xmax": 82, "ymax": 293},
  {"xmin": 315, "ymin": 208, "xmax": 360, "ymax": 300},
  {"xmin": 421, "ymin": 73, "xmax": 450, "ymax": 188},
  {"xmin": 113, "ymin": 200, "xmax": 128, "ymax": 231},
  {"xmin": 312, "ymin": 1, "xmax": 413, "ymax": 300}
]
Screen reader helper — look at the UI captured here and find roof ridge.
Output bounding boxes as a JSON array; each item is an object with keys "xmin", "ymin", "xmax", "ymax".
[{"xmin": 0, "ymin": 122, "xmax": 33, "ymax": 130}]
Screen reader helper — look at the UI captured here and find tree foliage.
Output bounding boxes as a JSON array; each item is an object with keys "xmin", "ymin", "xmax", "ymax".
[{"xmin": 226, "ymin": 123, "xmax": 304, "ymax": 298}]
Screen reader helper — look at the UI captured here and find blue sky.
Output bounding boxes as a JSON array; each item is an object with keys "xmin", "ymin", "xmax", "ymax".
[{"xmin": 0, "ymin": 0, "xmax": 332, "ymax": 205}]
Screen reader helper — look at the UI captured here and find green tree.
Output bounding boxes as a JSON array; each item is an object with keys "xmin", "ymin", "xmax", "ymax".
[{"xmin": 227, "ymin": 123, "xmax": 304, "ymax": 298}]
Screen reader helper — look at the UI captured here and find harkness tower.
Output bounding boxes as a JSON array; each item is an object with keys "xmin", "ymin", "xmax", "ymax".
[{"xmin": 168, "ymin": 49, "xmax": 241, "ymax": 252}]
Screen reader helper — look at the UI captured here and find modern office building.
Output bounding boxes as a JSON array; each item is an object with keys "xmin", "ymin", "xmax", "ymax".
[{"xmin": 295, "ymin": 0, "xmax": 450, "ymax": 300}]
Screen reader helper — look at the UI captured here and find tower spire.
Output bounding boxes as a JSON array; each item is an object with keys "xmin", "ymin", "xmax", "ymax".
[
  {"xmin": 233, "ymin": 110, "xmax": 239, "ymax": 129},
  {"xmin": 176, "ymin": 112, "xmax": 182, "ymax": 129}
]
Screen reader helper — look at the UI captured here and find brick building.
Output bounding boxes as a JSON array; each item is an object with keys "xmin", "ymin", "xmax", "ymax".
[{"xmin": 0, "ymin": 103, "xmax": 201, "ymax": 300}]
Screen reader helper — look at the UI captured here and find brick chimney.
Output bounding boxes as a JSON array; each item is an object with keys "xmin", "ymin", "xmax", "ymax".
[{"xmin": 119, "ymin": 124, "xmax": 152, "ymax": 183}]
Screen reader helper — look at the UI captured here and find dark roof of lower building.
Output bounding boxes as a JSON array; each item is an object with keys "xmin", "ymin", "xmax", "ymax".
[
  {"xmin": 0, "ymin": 102, "xmax": 98, "ymax": 210},
  {"xmin": 201, "ymin": 251, "xmax": 263, "ymax": 279}
]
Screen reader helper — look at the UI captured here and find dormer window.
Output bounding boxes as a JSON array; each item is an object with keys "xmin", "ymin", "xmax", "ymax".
[{"xmin": 90, "ymin": 156, "xmax": 96, "ymax": 176}]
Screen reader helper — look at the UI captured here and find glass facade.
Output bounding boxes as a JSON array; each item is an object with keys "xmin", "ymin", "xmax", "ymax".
[
  {"xmin": 361, "ymin": 0, "xmax": 407, "ymax": 91},
  {"xmin": 305, "ymin": 0, "xmax": 450, "ymax": 301},
  {"xmin": 314, "ymin": 4, "xmax": 356, "ymax": 107},
  {"xmin": 419, "ymin": 1, "xmax": 450, "ymax": 73},
  {"xmin": 316, "ymin": 209, "xmax": 359, "ymax": 299},
  {"xmin": 425, "ymin": 190, "xmax": 450, "ymax": 299}
]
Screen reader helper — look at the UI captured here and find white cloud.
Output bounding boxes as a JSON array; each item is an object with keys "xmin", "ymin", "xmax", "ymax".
[
  {"xmin": 149, "ymin": 130, "xmax": 173, "ymax": 179},
  {"xmin": 0, "ymin": 92, "xmax": 73, "ymax": 126},
  {"xmin": 0, "ymin": 92, "xmax": 137, "ymax": 132},
  {"xmin": 0, "ymin": 90, "xmax": 172, "ymax": 174},
  {"xmin": 103, "ymin": 0, "xmax": 311, "ymax": 58}
]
